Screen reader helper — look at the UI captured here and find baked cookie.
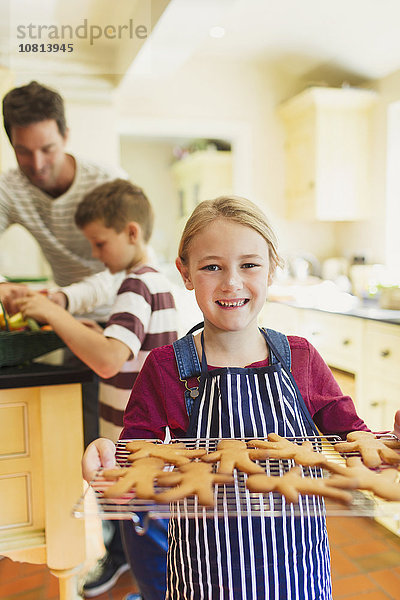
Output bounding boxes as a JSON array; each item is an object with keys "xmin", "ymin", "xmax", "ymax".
[
  {"xmin": 125, "ymin": 440, "xmax": 206, "ymax": 466},
  {"xmin": 248, "ymin": 433, "xmax": 328, "ymax": 468},
  {"xmin": 155, "ymin": 462, "xmax": 233, "ymax": 506},
  {"xmin": 202, "ymin": 439, "xmax": 265, "ymax": 474},
  {"xmin": 102, "ymin": 457, "xmax": 165, "ymax": 499},
  {"xmin": 334, "ymin": 431, "xmax": 400, "ymax": 468},
  {"xmin": 326, "ymin": 456, "xmax": 400, "ymax": 501},
  {"xmin": 246, "ymin": 466, "xmax": 356, "ymax": 505}
]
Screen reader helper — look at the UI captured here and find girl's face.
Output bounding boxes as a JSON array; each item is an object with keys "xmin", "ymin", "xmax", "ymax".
[{"xmin": 177, "ymin": 218, "xmax": 271, "ymax": 334}]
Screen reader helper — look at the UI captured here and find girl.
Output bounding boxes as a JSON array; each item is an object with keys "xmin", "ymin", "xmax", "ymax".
[{"xmin": 84, "ymin": 196, "xmax": 397, "ymax": 600}]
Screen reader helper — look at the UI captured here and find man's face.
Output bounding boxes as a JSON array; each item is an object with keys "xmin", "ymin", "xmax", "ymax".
[{"xmin": 10, "ymin": 119, "xmax": 68, "ymax": 193}]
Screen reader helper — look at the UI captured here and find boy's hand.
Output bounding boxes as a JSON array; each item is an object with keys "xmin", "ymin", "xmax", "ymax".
[
  {"xmin": 82, "ymin": 438, "xmax": 116, "ymax": 483},
  {"xmin": 16, "ymin": 290, "xmax": 59, "ymax": 324}
]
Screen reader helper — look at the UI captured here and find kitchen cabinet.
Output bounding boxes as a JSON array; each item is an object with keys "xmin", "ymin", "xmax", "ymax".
[
  {"xmin": 0, "ymin": 361, "xmax": 93, "ymax": 600},
  {"xmin": 260, "ymin": 301, "xmax": 400, "ymax": 535},
  {"xmin": 170, "ymin": 150, "xmax": 233, "ymax": 220},
  {"xmin": 300, "ymin": 310, "xmax": 363, "ymax": 375},
  {"xmin": 259, "ymin": 301, "xmax": 400, "ymax": 428},
  {"xmin": 278, "ymin": 87, "xmax": 377, "ymax": 221},
  {"xmin": 359, "ymin": 321, "xmax": 400, "ymax": 431}
]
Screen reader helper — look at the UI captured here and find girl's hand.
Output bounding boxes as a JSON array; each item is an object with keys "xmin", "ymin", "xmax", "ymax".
[
  {"xmin": 394, "ymin": 410, "xmax": 400, "ymax": 439},
  {"xmin": 82, "ymin": 437, "xmax": 116, "ymax": 483}
]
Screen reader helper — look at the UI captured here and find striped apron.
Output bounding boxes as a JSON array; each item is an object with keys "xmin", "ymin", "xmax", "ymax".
[{"xmin": 167, "ymin": 327, "xmax": 332, "ymax": 600}]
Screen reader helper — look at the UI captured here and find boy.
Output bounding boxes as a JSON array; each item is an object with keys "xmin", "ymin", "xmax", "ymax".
[{"xmin": 18, "ymin": 178, "xmax": 177, "ymax": 598}]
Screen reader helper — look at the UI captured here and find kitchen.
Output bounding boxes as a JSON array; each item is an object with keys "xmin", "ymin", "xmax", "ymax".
[{"xmin": 1, "ymin": 0, "xmax": 400, "ymax": 599}]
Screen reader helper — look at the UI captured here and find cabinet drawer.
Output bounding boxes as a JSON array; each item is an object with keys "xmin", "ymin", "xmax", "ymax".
[
  {"xmin": 365, "ymin": 322, "xmax": 400, "ymax": 382},
  {"xmin": 301, "ymin": 312, "xmax": 363, "ymax": 373},
  {"xmin": 259, "ymin": 303, "xmax": 301, "ymax": 336},
  {"xmin": 359, "ymin": 376, "xmax": 400, "ymax": 431}
]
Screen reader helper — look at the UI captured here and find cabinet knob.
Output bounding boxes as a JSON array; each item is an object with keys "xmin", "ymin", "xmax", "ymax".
[
  {"xmin": 380, "ymin": 349, "xmax": 391, "ymax": 358},
  {"xmin": 342, "ymin": 339, "xmax": 351, "ymax": 346}
]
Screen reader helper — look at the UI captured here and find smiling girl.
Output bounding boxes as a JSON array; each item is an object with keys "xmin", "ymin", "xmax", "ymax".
[{"xmin": 84, "ymin": 195, "xmax": 395, "ymax": 600}]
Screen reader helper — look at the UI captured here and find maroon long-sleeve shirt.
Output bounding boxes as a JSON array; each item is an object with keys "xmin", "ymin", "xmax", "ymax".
[{"xmin": 121, "ymin": 335, "xmax": 369, "ymax": 440}]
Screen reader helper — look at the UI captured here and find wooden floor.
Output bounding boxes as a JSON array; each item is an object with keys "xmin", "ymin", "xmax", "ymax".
[{"xmin": 1, "ymin": 516, "xmax": 400, "ymax": 599}]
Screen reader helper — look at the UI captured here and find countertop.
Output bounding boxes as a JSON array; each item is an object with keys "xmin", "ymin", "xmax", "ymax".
[
  {"xmin": 272, "ymin": 299, "xmax": 400, "ymax": 325},
  {"xmin": 0, "ymin": 356, "xmax": 94, "ymax": 389}
]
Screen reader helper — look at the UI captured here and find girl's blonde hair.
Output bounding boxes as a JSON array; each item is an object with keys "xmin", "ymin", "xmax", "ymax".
[{"xmin": 178, "ymin": 196, "xmax": 283, "ymax": 275}]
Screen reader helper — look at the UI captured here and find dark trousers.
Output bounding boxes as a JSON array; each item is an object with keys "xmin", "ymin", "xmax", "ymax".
[{"xmin": 121, "ymin": 518, "xmax": 168, "ymax": 600}]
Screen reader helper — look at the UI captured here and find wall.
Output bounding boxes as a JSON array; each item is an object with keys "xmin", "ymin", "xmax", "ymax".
[
  {"xmin": 119, "ymin": 136, "xmax": 178, "ymax": 261},
  {"xmin": 116, "ymin": 55, "xmax": 339, "ymax": 266}
]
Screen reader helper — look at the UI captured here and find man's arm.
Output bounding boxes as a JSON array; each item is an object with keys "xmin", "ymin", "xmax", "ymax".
[{"xmin": 17, "ymin": 291, "xmax": 131, "ymax": 377}]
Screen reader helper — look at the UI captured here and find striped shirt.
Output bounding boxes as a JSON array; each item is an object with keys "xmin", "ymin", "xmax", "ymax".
[
  {"xmin": 0, "ymin": 157, "xmax": 125, "ymax": 319},
  {"xmin": 100, "ymin": 264, "xmax": 178, "ymax": 441}
]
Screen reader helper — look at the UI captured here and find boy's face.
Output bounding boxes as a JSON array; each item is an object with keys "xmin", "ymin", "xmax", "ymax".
[{"xmin": 82, "ymin": 220, "xmax": 136, "ymax": 273}]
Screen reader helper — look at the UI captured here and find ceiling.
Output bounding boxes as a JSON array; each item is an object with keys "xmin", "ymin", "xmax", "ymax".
[
  {"xmin": 127, "ymin": 0, "xmax": 400, "ymax": 86},
  {"xmin": 1, "ymin": 0, "xmax": 400, "ymax": 94}
]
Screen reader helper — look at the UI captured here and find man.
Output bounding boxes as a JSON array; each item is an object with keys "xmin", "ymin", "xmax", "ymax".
[
  {"xmin": 0, "ymin": 80, "xmax": 131, "ymax": 596},
  {"xmin": 0, "ymin": 80, "xmax": 125, "ymax": 322},
  {"xmin": 0, "ymin": 81, "xmax": 127, "ymax": 443}
]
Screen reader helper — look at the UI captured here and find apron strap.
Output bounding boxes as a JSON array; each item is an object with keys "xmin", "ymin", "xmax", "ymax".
[
  {"xmin": 173, "ymin": 325, "xmax": 203, "ymax": 414},
  {"xmin": 264, "ymin": 327, "xmax": 291, "ymax": 370},
  {"xmin": 261, "ymin": 329, "xmax": 319, "ymax": 435}
]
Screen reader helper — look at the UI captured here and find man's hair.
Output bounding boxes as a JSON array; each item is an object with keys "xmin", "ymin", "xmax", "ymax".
[
  {"xmin": 2, "ymin": 80, "xmax": 67, "ymax": 142},
  {"xmin": 75, "ymin": 179, "xmax": 154, "ymax": 243}
]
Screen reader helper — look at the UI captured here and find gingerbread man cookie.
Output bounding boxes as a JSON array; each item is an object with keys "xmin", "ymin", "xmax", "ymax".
[
  {"xmin": 327, "ymin": 456, "xmax": 400, "ymax": 501},
  {"xmin": 125, "ymin": 440, "xmax": 206, "ymax": 466},
  {"xmin": 202, "ymin": 439, "xmax": 265, "ymax": 474},
  {"xmin": 102, "ymin": 457, "xmax": 165, "ymax": 499},
  {"xmin": 155, "ymin": 462, "xmax": 233, "ymax": 506},
  {"xmin": 246, "ymin": 466, "xmax": 356, "ymax": 505},
  {"xmin": 334, "ymin": 431, "xmax": 400, "ymax": 468},
  {"xmin": 248, "ymin": 433, "xmax": 328, "ymax": 468}
]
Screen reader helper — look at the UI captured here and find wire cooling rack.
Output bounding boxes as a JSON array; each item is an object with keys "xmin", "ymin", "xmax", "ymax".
[{"xmin": 72, "ymin": 435, "xmax": 400, "ymax": 532}]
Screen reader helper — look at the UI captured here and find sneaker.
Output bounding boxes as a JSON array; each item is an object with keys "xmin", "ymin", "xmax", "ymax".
[{"xmin": 82, "ymin": 553, "xmax": 130, "ymax": 597}]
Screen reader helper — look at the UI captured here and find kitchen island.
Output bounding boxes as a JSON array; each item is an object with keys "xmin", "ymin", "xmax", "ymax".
[{"xmin": 0, "ymin": 358, "xmax": 94, "ymax": 600}]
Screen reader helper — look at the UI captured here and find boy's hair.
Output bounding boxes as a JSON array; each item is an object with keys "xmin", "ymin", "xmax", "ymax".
[
  {"xmin": 3, "ymin": 81, "xmax": 67, "ymax": 142},
  {"xmin": 178, "ymin": 195, "xmax": 283, "ymax": 275},
  {"xmin": 75, "ymin": 179, "xmax": 154, "ymax": 243}
]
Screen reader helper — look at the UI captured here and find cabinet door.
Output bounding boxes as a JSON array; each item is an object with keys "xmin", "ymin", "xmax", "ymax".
[
  {"xmin": 359, "ymin": 376, "xmax": 400, "ymax": 432},
  {"xmin": 284, "ymin": 111, "xmax": 316, "ymax": 220},
  {"xmin": 364, "ymin": 322, "xmax": 400, "ymax": 385},
  {"xmin": 258, "ymin": 302, "xmax": 301, "ymax": 336},
  {"xmin": 300, "ymin": 311, "xmax": 363, "ymax": 374},
  {"xmin": 279, "ymin": 87, "xmax": 376, "ymax": 221}
]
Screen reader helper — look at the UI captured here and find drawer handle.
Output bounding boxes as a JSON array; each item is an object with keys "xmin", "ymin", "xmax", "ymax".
[
  {"xmin": 342, "ymin": 339, "xmax": 351, "ymax": 346},
  {"xmin": 380, "ymin": 349, "xmax": 391, "ymax": 358},
  {"xmin": 370, "ymin": 400, "xmax": 386, "ymax": 408}
]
